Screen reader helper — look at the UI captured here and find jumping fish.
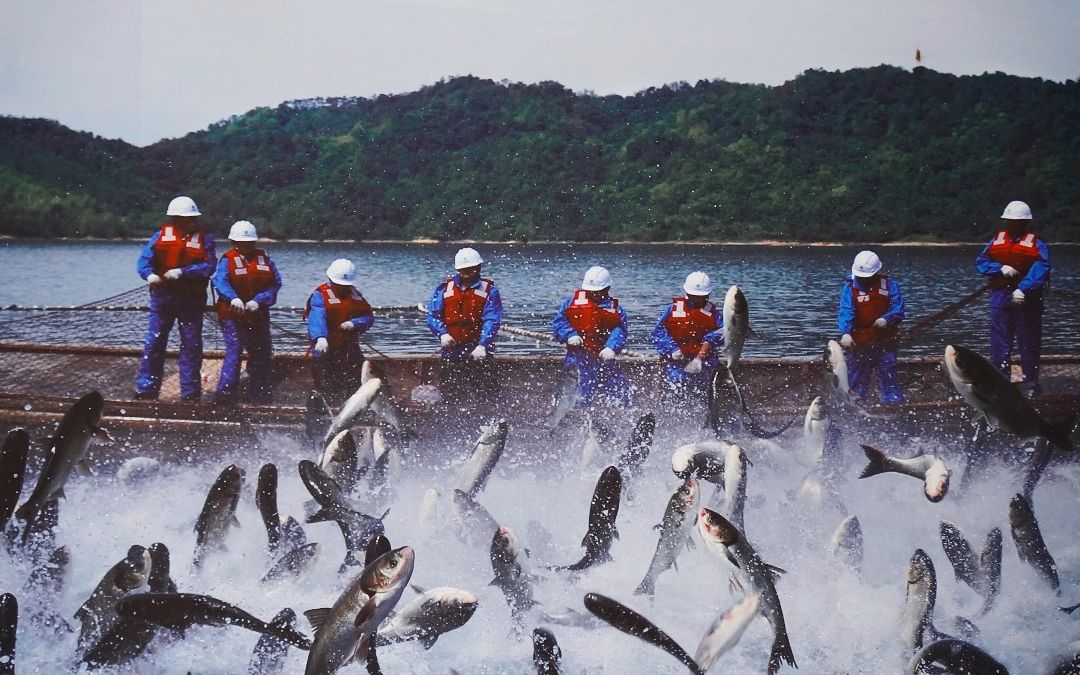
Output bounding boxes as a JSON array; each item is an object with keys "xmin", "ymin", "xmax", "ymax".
[{"xmin": 858, "ymin": 445, "xmax": 950, "ymax": 502}]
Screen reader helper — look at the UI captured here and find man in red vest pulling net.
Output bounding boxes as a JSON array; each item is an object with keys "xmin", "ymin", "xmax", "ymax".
[
  {"xmin": 975, "ymin": 200, "xmax": 1051, "ymax": 397},
  {"xmin": 304, "ymin": 258, "xmax": 375, "ymax": 404},
  {"xmin": 134, "ymin": 196, "xmax": 217, "ymax": 401},
  {"xmin": 837, "ymin": 250, "xmax": 906, "ymax": 404},
  {"xmin": 425, "ymin": 247, "xmax": 503, "ymax": 400},
  {"xmin": 651, "ymin": 271, "xmax": 725, "ymax": 402},
  {"xmin": 211, "ymin": 221, "xmax": 282, "ymax": 404},
  {"xmin": 552, "ymin": 265, "xmax": 632, "ymax": 408}
]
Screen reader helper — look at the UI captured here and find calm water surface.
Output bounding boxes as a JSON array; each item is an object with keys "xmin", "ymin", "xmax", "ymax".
[{"xmin": 0, "ymin": 240, "xmax": 1076, "ymax": 356}]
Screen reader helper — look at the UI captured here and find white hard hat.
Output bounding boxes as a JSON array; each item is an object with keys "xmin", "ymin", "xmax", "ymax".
[
  {"xmin": 326, "ymin": 258, "xmax": 358, "ymax": 286},
  {"xmin": 228, "ymin": 220, "xmax": 258, "ymax": 242},
  {"xmin": 1001, "ymin": 200, "xmax": 1033, "ymax": 220},
  {"xmin": 454, "ymin": 247, "xmax": 484, "ymax": 270},
  {"xmin": 581, "ymin": 266, "xmax": 612, "ymax": 291},
  {"xmin": 166, "ymin": 196, "xmax": 201, "ymax": 217},
  {"xmin": 683, "ymin": 271, "xmax": 712, "ymax": 296},
  {"xmin": 851, "ymin": 250, "xmax": 882, "ymax": 278}
]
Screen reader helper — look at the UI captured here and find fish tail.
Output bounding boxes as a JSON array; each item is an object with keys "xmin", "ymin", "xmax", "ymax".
[
  {"xmin": 14, "ymin": 499, "xmax": 38, "ymax": 545},
  {"xmin": 633, "ymin": 576, "xmax": 654, "ymax": 597},
  {"xmin": 858, "ymin": 445, "xmax": 888, "ymax": 479},
  {"xmin": 769, "ymin": 630, "xmax": 797, "ymax": 672}
]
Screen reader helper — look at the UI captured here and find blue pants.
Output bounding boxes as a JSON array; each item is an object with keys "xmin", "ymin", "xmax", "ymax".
[
  {"xmin": 135, "ymin": 290, "xmax": 205, "ymax": 399},
  {"xmin": 216, "ymin": 312, "xmax": 273, "ymax": 403},
  {"xmin": 989, "ymin": 290, "xmax": 1043, "ymax": 386},
  {"xmin": 845, "ymin": 343, "xmax": 903, "ymax": 404},
  {"xmin": 566, "ymin": 353, "xmax": 632, "ymax": 408}
]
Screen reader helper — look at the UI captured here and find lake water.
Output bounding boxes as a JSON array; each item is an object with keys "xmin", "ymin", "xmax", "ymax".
[{"xmin": 0, "ymin": 240, "xmax": 1077, "ymax": 356}]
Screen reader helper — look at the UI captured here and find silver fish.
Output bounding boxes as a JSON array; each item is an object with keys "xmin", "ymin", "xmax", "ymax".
[
  {"xmin": 859, "ymin": 445, "xmax": 950, "ymax": 502},
  {"xmin": 635, "ymin": 479, "xmax": 699, "ymax": 596}
]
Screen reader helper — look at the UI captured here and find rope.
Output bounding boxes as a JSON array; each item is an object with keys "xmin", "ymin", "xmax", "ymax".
[{"xmin": 897, "ymin": 284, "xmax": 989, "ymax": 344}]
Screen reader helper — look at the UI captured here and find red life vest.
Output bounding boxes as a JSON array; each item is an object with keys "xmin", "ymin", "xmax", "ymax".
[
  {"xmin": 851, "ymin": 275, "xmax": 896, "ymax": 346},
  {"xmin": 304, "ymin": 283, "xmax": 372, "ymax": 354},
  {"xmin": 563, "ymin": 290, "xmax": 622, "ymax": 356},
  {"xmin": 215, "ymin": 249, "xmax": 275, "ymax": 320},
  {"xmin": 986, "ymin": 230, "xmax": 1040, "ymax": 289},
  {"xmin": 441, "ymin": 277, "xmax": 493, "ymax": 344},
  {"xmin": 152, "ymin": 224, "xmax": 208, "ymax": 274},
  {"xmin": 663, "ymin": 297, "xmax": 718, "ymax": 357}
]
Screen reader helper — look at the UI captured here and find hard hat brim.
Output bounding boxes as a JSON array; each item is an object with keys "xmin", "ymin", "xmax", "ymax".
[
  {"xmin": 454, "ymin": 259, "xmax": 484, "ymax": 270},
  {"xmin": 327, "ymin": 275, "xmax": 358, "ymax": 286},
  {"xmin": 1000, "ymin": 214, "xmax": 1033, "ymax": 220},
  {"xmin": 228, "ymin": 235, "xmax": 258, "ymax": 242},
  {"xmin": 167, "ymin": 210, "xmax": 202, "ymax": 217},
  {"xmin": 852, "ymin": 267, "xmax": 879, "ymax": 278},
  {"xmin": 683, "ymin": 286, "xmax": 712, "ymax": 296},
  {"xmin": 581, "ymin": 283, "xmax": 611, "ymax": 292}
]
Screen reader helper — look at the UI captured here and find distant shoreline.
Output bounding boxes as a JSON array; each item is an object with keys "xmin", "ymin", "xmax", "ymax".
[{"xmin": 4, "ymin": 235, "xmax": 1078, "ymax": 246}]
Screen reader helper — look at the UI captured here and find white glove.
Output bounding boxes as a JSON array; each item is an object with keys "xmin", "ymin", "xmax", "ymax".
[
  {"xmin": 599, "ymin": 347, "xmax": 616, "ymax": 361},
  {"xmin": 840, "ymin": 334, "xmax": 854, "ymax": 349},
  {"xmin": 440, "ymin": 333, "xmax": 455, "ymax": 348},
  {"xmin": 567, "ymin": 335, "xmax": 583, "ymax": 347},
  {"xmin": 245, "ymin": 300, "xmax": 260, "ymax": 312},
  {"xmin": 146, "ymin": 273, "xmax": 162, "ymax": 286},
  {"xmin": 684, "ymin": 358, "xmax": 703, "ymax": 374},
  {"xmin": 313, "ymin": 337, "xmax": 329, "ymax": 354},
  {"xmin": 1000, "ymin": 264, "xmax": 1019, "ymax": 278},
  {"xmin": 339, "ymin": 321, "xmax": 355, "ymax": 331},
  {"xmin": 873, "ymin": 317, "xmax": 888, "ymax": 329},
  {"xmin": 164, "ymin": 268, "xmax": 183, "ymax": 281},
  {"xmin": 471, "ymin": 345, "xmax": 487, "ymax": 360},
  {"xmin": 669, "ymin": 349, "xmax": 687, "ymax": 362},
  {"xmin": 1011, "ymin": 289, "xmax": 1025, "ymax": 305},
  {"xmin": 230, "ymin": 297, "xmax": 245, "ymax": 315}
]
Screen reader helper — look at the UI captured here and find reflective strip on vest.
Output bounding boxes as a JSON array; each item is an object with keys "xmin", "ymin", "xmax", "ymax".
[
  {"xmin": 671, "ymin": 299, "xmax": 687, "ymax": 318},
  {"xmin": 186, "ymin": 233, "xmax": 202, "ymax": 249},
  {"xmin": 1019, "ymin": 233, "xmax": 1036, "ymax": 248},
  {"xmin": 232, "ymin": 256, "xmax": 248, "ymax": 275},
  {"xmin": 160, "ymin": 226, "xmax": 177, "ymax": 242},
  {"xmin": 993, "ymin": 232, "xmax": 1006, "ymax": 245},
  {"xmin": 256, "ymin": 256, "xmax": 270, "ymax": 271}
]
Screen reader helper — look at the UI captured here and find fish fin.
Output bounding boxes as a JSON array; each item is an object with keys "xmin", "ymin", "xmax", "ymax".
[
  {"xmin": 56, "ymin": 487, "xmax": 66, "ymax": 500},
  {"xmin": 769, "ymin": 630, "xmax": 798, "ymax": 670},
  {"xmin": 232, "ymin": 515, "xmax": 241, "ymax": 527},
  {"xmin": 613, "ymin": 526, "xmax": 620, "ymax": 541},
  {"xmin": 76, "ymin": 460, "xmax": 94, "ymax": 477},
  {"xmin": 1059, "ymin": 602, "xmax": 1080, "ymax": 614},
  {"xmin": 728, "ymin": 574, "xmax": 743, "ymax": 593},
  {"xmin": 409, "ymin": 583, "xmax": 427, "ymax": 595},
  {"xmin": 765, "ymin": 564, "xmax": 786, "ymax": 582},
  {"xmin": 303, "ymin": 608, "xmax": 332, "ymax": 633},
  {"xmin": 488, "ymin": 577, "xmax": 500, "ymax": 586},
  {"xmin": 380, "ymin": 507, "xmax": 391, "ymax": 520},
  {"xmin": 1046, "ymin": 416, "xmax": 1075, "ymax": 452},
  {"xmin": 93, "ymin": 427, "xmax": 113, "ymax": 444},
  {"xmin": 672, "ymin": 559, "xmax": 679, "ymax": 572},
  {"xmin": 523, "ymin": 547, "xmax": 532, "ymax": 558},
  {"xmin": 420, "ymin": 633, "xmax": 439, "ymax": 650},
  {"xmin": 306, "ymin": 508, "xmax": 333, "ymax": 524},
  {"xmin": 353, "ymin": 596, "xmax": 378, "ymax": 628},
  {"xmin": 686, "ymin": 535, "xmax": 697, "ymax": 550},
  {"xmin": 857, "ymin": 445, "xmax": 888, "ymax": 478},
  {"xmin": 580, "ymin": 534, "xmax": 589, "ymax": 547}
]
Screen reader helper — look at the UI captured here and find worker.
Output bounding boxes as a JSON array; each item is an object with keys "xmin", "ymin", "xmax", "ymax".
[
  {"xmin": 211, "ymin": 221, "xmax": 282, "ymax": 404},
  {"xmin": 837, "ymin": 250, "xmax": 906, "ymax": 404},
  {"xmin": 304, "ymin": 259, "xmax": 374, "ymax": 404},
  {"xmin": 552, "ymin": 266, "xmax": 631, "ymax": 407},
  {"xmin": 134, "ymin": 196, "xmax": 217, "ymax": 401},
  {"xmin": 425, "ymin": 247, "xmax": 503, "ymax": 400},
  {"xmin": 651, "ymin": 271, "xmax": 725, "ymax": 399},
  {"xmin": 976, "ymin": 200, "xmax": 1051, "ymax": 396}
]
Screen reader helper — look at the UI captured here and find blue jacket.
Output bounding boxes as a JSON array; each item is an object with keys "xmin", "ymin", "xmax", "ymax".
[
  {"xmin": 552, "ymin": 295, "xmax": 628, "ymax": 353},
  {"xmin": 975, "ymin": 234, "xmax": 1051, "ymax": 293},
  {"xmin": 837, "ymin": 275, "xmax": 905, "ymax": 336},
  {"xmin": 425, "ymin": 275, "xmax": 503, "ymax": 348},
  {"xmin": 136, "ymin": 230, "xmax": 217, "ymax": 282},
  {"xmin": 650, "ymin": 303, "xmax": 724, "ymax": 357},
  {"xmin": 212, "ymin": 254, "xmax": 283, "ymax": 308},
  {"xmin": 306, "ymin": 289, "xmax": 375, "ymax": 341}
]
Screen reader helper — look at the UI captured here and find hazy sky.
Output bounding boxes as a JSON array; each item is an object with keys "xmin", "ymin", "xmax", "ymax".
[{"xmin": 2, "ymin": 0, "xmax": 1078, "ymax": 146}]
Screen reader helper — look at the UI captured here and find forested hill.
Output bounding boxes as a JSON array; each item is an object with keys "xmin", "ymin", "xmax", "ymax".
[{"xmin": 2, "ymin": 66, "xmax": 1078, "ymax": 242}]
